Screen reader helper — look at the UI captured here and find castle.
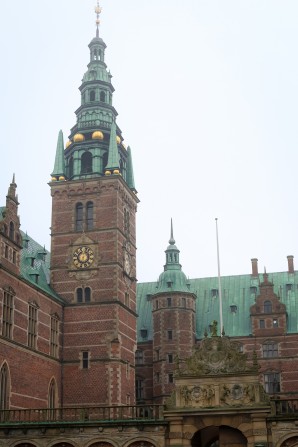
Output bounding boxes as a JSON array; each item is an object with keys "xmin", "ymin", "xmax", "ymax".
[{"xmin": 1, "ymin": 5, "xmax": 298, "ymax": 447}]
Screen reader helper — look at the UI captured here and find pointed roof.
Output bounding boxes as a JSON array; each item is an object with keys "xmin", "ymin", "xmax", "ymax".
[
  {"xmin": 105, "ymin": 121, "xmax": 120, "ymax": 174},
  {"xmin": 7, "ymin": 174, "xmax": 18, "ymax": 203},
  {"xmin": 51, "ymin": 130, "xmax": 65, "ymax": 180},
  {"xmin": 154, "ymin": 220, "xmax": 192, "ymax": 294},
  {"xmin": 126, "ymin": 146, "xmax": 136, "ymax": 190}
]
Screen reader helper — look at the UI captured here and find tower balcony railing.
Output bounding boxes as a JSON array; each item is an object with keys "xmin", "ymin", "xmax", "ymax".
[
  {"xmin": 271, "ymin": 398, "xmax": 298, "ymax": 416},
  {"xmin": 0, "ymin": 404, "xmax": 164, "ymax": 425}
]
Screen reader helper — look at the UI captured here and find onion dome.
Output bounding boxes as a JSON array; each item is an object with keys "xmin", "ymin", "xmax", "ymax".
[
  {"xmin": 92, "ymin": 131, "xmax": 104, "ymax": 140},
  {"xmin": 73, "ymin": 133, "xmax": 85, "ymax": 142},
  {"xmin": 65, "ymin": 141, "xmax": 72, "ymax": 149},
  {"xmin": 116, "ymin": 136, "xmax": 121, "ymax": 144}
]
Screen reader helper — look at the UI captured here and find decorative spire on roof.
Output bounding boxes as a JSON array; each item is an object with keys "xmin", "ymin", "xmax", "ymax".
[
  {"xmin": 95, "ymin": 1, "xmax": 102, "ymax": 38},
  {"xmin": 51, "ymin": 130, "xmax": 66, "ymax": 181},
  {"xmin": 126, "ymin": 146, "xmax": 136, "ymax": 191},
  {"xmin": 105, "ymin": 121, "xmax": 120, "ymax": 176},
  {"xmin": 7, "ymin": 173, "xmax": 18, "ymax": 203},
  {"xmin": 169, "ymin": 218, "xmax": 175, "ymax": 245}
]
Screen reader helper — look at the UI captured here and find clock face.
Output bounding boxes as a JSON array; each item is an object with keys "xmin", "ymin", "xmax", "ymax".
[
  {"xmin": 73, "ymin": 246, "xmax": 94, "ymax": 269},
  {"xmin": 124, "ymin": 250, "xmax": 131, "ymax": 275}
]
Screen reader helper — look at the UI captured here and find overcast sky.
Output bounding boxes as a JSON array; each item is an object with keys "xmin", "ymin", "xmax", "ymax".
[{"xmin": 1, "ymin": 1, "xmax": 298, "ymax": 282}]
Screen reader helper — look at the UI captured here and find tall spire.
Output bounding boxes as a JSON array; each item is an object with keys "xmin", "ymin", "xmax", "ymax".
[
  {"xmin": 169, "ymin": 218, "xmax": 175, "ymax": 245},
  {"xmin": 7, "ymin": 174, "xmax": 18, "ymax": 203},
  {"xmin": 94, "ymin": 2, "xmax": 102, "ymax": 38},
  {"xmin": 126, "ymin": 146, "xmax": 136, "ymax": 191},
  {"xmin": 105, "ymin": 121, "xmax": 120, "ymax": 175},
  {"xmin": 51, "ymin": 130, "xmax": 66, "ymax": 181}
]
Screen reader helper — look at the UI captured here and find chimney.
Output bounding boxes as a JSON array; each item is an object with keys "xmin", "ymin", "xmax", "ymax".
[
  {"xmin": 287, "ymin": 255, "xmax": 294, "ymax": 274},
  {"xmin": 251, "ymin": 258, "xmax": 258, "ymax": 277}
]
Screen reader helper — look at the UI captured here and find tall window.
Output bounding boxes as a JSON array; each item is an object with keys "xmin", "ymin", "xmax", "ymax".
[
  {"xmin": 50, "ymin": 316, "xmax": 59, "ymax": 357},
  {"xmin": 167, "ymin": 330, "xmax": 173, "ymax": 340},
  {"xmin": 0, "ymin": 364, "xmax": 9, "ymax": 410},
  {"xmin": 81, "ymin": 151, "xmax": 93, "ymax": 174},
  {"xmin": 9, "ymin": 222, "xmax": 14, "ymax": 240},
  {"xmin": 75, "ymin": 203, "xmax": 83, "ymax": 231},
  {"xmin": 100, "ymin": 91, "xmax": 106, "ymax": 102},
  {"xmin": 135, "ymin": 378, "xmax": 144, "ymax": 400},
  {"xmin": 81, "ymin": 351, "xmax": 89, "ymax": 369},
  {"xmin": 28, "ymin": 304, "xmax": 38, "ymax": 349},
  {"xmin": 124, "ymin": 208, "xmax": 130, "ymax": 235},
  {"xmin": 264, "ymin": 372, "xmax": 280, "ymax": 393},
  {"xmin": 135, "ymin": 350, "xmax": 144, "ymax": 365},
  {"xmin": 263, "ymin": 342, "xmax": 278, "ymax": 358},
  {"xmin": 264, "ymin": 300, "xmax": 272, "ymax": 313},
  {"xmin": 69, "ymin": 156, "xmax": 74, "ymax": 178},
  {"xmin": 48, "ymin": 379, "xmax": 56, "ymax": 411},
  {"xmin": 86, "ymin": 202, "xmax": 93, "ymax": 230},
  {"xmin": 77, "ymin": 287, "xmax": 91, "ymax": 303},
  {"xmin": 2, "ymin": 289, "xmax": 14, "ymax": 338},
  {"xmin": 90, "ymin": 90, "xmax": 96, "ymax": 101}
]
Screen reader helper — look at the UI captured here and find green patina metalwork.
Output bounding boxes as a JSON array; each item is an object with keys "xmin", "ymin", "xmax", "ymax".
[
  {"xmin": 19, "ymin": 231, "xmax": 63, "ymax": 303},
  {"xmin": 51, "ymin": 33, "xmax": 134, "ymax": 189},
  {"xmin": 51, "ymin": 130, "xmax": 65, "ymax": 179}
]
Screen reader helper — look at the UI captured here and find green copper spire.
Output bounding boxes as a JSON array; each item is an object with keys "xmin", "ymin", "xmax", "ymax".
[
  {"xmin": 126, "ymin": 146, "xmax": 136, "ymax": 191},
  {"xmin": 52, "ymin": 7, "xmax": 136, "ymax": 191},
  {"xmin": 51, "ymin": 130, "xmax": 65, "ymax": 181},
  {"xmin": 155, "ymin": 220, "xmax": 191, "ymax": 293},
  {"xmin": 104, "ymin": 121, "xmax": 120, "ymax": 175}
]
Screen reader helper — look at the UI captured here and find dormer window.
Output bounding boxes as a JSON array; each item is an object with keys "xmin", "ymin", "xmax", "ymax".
[
  {"xmin": 264, "ymin": 300, "xmax": 272, "ymax": 313},
  {"xmin": 167, "ymin": 281, "xmax": 172, "ymax": 288},
  {"xmin": 140, "ymin": 328, "xmax": 148, "ymax": 339},
  {"xmin": 230, "ymin": 305, "xmax": 237, "ymax": 313},
  {"xmin": 211, "ymin": 289, "xmax": 218, "ymax": 298},
  {"xmin": 9, "ymin": 222, "xmax": 14, "ymax": 240}
]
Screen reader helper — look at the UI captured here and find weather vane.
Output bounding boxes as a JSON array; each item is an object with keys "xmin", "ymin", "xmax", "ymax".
[{"xmin": 95, "ymin": 1, "xmax": 102, "ymax": 37}]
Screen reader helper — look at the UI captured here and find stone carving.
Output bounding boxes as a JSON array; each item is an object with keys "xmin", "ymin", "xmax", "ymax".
[
  {"xmin": 176, "ymin": 334, "xmax": 258, "ymax": 377},
  {"xmin": 179, "ymin": 385, "xmax": 215, "ymax": 408},
  {"xmin": 220, "ymin": 383, "xmax": 255, "ymax": 406}
]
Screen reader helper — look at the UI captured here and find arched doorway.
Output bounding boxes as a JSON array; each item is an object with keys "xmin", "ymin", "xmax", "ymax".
[
  {"xmin": 192, "ymin": 425, "xmax": 247, "ymax": 447},
  {"xmin": 280, "ymin": 437, "xmax": 298, "ymax": 447}
]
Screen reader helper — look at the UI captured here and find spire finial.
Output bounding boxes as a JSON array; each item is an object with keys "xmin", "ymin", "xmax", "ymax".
[
  {"xmin": 95, "ymin": 1, "xmax": 102, "ymax": 38},
  {"xmin": 169, "ymin": 218, "xmax": 175, "ymax": 245}
]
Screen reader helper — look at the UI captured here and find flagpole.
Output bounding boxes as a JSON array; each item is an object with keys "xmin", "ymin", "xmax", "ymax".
[{"xmin": 215, "ymin": 218, "xmax": 223, "ymax": 336}]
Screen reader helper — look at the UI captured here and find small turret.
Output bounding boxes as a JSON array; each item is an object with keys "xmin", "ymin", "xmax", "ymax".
[{"xmin": 150, "ymin": 221, "xmax": 197, "ymax": 403}]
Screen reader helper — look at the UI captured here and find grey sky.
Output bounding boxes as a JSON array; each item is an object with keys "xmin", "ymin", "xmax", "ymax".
[{"xmin": 1, "ymin": 1, "xmax": 297, "ymax": 282}]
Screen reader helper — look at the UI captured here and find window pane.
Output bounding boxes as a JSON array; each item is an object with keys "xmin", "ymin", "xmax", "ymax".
[
  {"xmin": 76, "ymin": 203, "xmax": 83, "ymax": 231},
  {"xmin": 86, "ymin": 202, "xmax": 93, "ymax": 230}
]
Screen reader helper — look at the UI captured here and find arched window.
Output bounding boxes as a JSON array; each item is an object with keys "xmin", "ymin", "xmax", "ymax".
[
  {"xmin": 86, "ymin": 202, "xmax": 93, "ymax": 230},
  {"xmin": 100, "ymin": 91, "xmax": 106, "ymax": 102},
  {"xmin": 77, "ymin": 287, "xmax": 91, "ymax": 303},
  {"xmin": 69, "ymin": 156, "xmax": 74, "ymax": 178},
  {"xmin": 264, "ymin": 300, "xmax": 272, "ymax": 313},
  {"xmin": 75, "ymin": 203, "xmax": 83, "ymax": 231},
  {"xmin": 81, "ymin": 152, "xmax": 93, "ymax": 174},
  {"xmin": 90, "ymin": 90, "xmax": 96, "ymax": 102},
  {"xmin": 85, "ymin": 287, "xmax": 91, "ymax": 303},
  {"xmin": 48, "ymin": 379, "xmax": 57, "ymax": 420},
  {"xmin": 9, "ymin": 222, "xmax": 14, "ymax": 240},
  {"xmin": 3, "ymin": 224, "xmax": 7, "ymax": 235},
  {"xmin": 0, "ymin": 363, "xmax": 9, "ymax": 410},
  {"xmin": 102, "ymin": 151, "xmax": 108, "ymax": 170}
]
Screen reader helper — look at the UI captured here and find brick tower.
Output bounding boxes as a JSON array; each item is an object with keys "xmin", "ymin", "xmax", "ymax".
[
  {"xmin": 49, "ymin": 5, "xmax": 138, "ymax": 406},
  {"xmin": 151, "ymin": 221, "xmax": 196, "ymax": 403}
]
